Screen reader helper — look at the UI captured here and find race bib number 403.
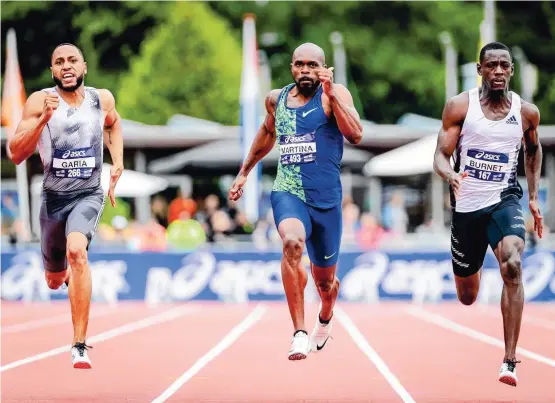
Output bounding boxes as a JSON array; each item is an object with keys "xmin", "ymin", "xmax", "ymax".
[
  {"xmin": 52, "ymin": 147, "xmax": 96, "ymax": 179},
  {"xmin": 279, "ymin": 133, "xmax": 317, "ymax": 165},
  {"xmin": 463, "ymin": 149, "xmax": 509, "ymax": 182}
]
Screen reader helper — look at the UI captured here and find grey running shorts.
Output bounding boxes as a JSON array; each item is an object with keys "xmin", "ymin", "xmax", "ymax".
[{"xmin": 39, "ymin": 187, "xmax": 105, "ymax": 273}]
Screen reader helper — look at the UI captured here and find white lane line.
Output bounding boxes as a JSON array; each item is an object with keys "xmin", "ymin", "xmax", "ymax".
[
  {"xmin": 407, "ymin": 306, "xmax": 555, "ymax": 368},
  {"xmin": 335, "ymin": 306, "xmax": 416, "ymax": 403},
  {"xmin": 151, "ymin": 304, "xmax": 267, "ymax": 403},
  {"xmin": 1, "ymin": 305, "xmax": 196, "ymax": 372},
  {"xmin": 2, "ymin": 306, "xmax": 129, "ymax": 334}
]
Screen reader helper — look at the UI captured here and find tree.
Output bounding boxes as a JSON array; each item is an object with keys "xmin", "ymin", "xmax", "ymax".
[
  {"xmin": 209, "ymin": 1, "xmax": 555, "ymax": 123},
  {"xmin": 1, "ymin": 2, "xmax": 170, "ymax": 94},
  {"xmin": 115, "ymin": 2, "xmax": 243, "ymax": 125}
]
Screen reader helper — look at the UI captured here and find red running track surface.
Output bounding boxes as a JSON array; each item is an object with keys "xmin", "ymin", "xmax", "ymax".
[{"xmin": 1, "ymin": 301, "xmax": 554, "ymax": 402}]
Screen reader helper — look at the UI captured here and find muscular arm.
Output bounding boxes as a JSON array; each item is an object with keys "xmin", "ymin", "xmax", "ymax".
[
  {"xmin": 433, "ymin": 94, "xmax": 468, "ymax": 182},
  {"xmin": 99, "ymin": 89, "xmax": 124, "ymax": 170},
  {"xmin": 328, "ymin": 84, "xmax": 363, "ymax": 144},
  {"xmin": 521, "ymin": 102, "xmax": 542, "ymax": 201},
  {"xmin": 8, "ymin": 91, "xmax": 48, "ymax": 165},
  {"xmin": 239, "ymin": 89, "xmax": 280, "ymax": 177}
]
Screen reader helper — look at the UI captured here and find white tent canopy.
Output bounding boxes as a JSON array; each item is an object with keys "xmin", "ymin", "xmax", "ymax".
[
  {"xmin": 100, "ymin": 164, "xmax": 169, "ymax": 197},
  {"xmin": 148, "ymin": 139, "xmax": 373, "ymax": 173},
  {"xmin": 30, "ymin": 164, "xmax": 169, "ymax": 198},
  {"xmin": 363, "ymin": 135, "xmax": 452, "ymax": 177}
]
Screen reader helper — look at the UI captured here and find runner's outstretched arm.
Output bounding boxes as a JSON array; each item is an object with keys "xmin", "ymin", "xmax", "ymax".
[
  {"xmin": 99, "ymin": 89, "xmax": 124, "ymax": 207},
  {"xmin": 522, "ymin": 101, "xmax": 543, "ymax": 238},
  {"xmin": 239, "ymin": 90, "xmax": 280, "ymax": 177},
  {"xmin": 229, "ymin": 90, "xmax": 280, "ymax": 201}
]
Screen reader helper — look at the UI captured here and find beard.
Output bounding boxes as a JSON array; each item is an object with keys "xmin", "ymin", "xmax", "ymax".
[
  {"xmin": 295, "ymin": 77, "xmax": 319, "ymax": 97},
  {"xmin": 53, "ymin": 73, "xmax": 84, "ymax": 92}
]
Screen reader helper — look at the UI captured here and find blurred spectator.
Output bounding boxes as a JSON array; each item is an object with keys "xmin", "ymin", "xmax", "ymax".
[
  {"xmin": 136, "ymin": 218, "xmax": 168, "ymax": 251},
  {"xmin": 151, "ymin": 195, "xmax": 168, "ymax": 228},
  {"xmin": 196, "ymin": 194, "xmax": 220, "ymax": 239},
  {"xmin": 252, "ymin": 209, "xmax": 281, "ymax": 249},
  {"xmin": 1, "ymin": 193, "xmax": 20, "ymax": 245},
  {"xmin": 168, "ymin": 190, "xmax": 197, "ymax": 224},
  {"xmin": 356, "ymin": 213, "xmax": 385, "ymax": 250},
  {"xmin": 382, "ymin": 190, "xmax": 408, "ymax": 235},
  {"xmin": 210, "ymin": 209, "xmax": 233, "ymax": 243},
  {"xmin": 342, "ymin": 199, "xmax": 360, "ymax": 245},
  {"xmin": 225, "ymin": 199, "xmax": 254, "ymax": 236}
]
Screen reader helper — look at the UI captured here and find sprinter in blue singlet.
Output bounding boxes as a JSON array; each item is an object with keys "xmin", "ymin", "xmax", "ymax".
[{"xmin": 229, "ymin": 43, "xmax": 363, "ymax": 360}]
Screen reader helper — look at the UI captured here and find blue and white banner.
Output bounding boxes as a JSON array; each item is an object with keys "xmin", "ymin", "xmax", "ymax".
[{"xmin": 2, "ymin": 249, "xmax": 554, "ymax": 304}]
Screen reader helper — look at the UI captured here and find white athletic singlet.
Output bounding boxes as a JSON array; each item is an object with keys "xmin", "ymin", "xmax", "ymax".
[
  {"xmin": 453, "ymin": 87, "xmax": 524, "ymax": 213},
  {"xmin": 38, "ymin": 87, "xmax": 104, "ymax": 193}
]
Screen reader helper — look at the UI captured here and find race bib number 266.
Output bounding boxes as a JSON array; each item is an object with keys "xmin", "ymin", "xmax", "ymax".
[{"xmin": 51, "ymin": 147, "xmax": 96, "ymax": 179}]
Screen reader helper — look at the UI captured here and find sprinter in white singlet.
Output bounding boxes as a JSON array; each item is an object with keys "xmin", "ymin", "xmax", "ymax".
[
  {"xmin": 434, "ymin": 42, "xmax": 543, "ymax": 387},
  {"xmin": 8, "ymin": 43, "xmax": 124, "ymax": 369}
]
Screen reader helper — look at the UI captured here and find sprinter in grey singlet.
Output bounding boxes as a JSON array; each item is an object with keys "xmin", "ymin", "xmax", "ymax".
[
  {"xmin": 8, "ymin": 43, "xmax": 124, "ymax": 369},
  {"xmin": 38, "ymin": 85, "xmax": 106, "ymax": 272}
]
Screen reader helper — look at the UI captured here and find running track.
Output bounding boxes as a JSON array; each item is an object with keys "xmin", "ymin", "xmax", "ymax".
[{"xmin": 2, "ymin": 301, "xmax": 555, "ymax": 402}]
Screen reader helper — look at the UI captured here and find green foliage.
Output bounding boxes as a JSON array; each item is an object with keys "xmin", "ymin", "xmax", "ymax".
[
  {"xmin": 99, "ymin": 197, "xmax": 131, "ymax": 226},
  {"xmin": 2, "ymin": 0, "xmax": 555, "ymax": 124},
  {"xmin": 115, "ymin": 2, "xmax": 242, "ymax": 125},
  {"xmin": 210, "ymin": 1, "xmax": 555, "ymax": 123},
  {"xmin": 1, "ymin": 1, "xmax": 169, "ymax": 94}
]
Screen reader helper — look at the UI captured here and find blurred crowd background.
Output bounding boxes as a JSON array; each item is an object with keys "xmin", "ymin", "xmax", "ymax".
[{"xmin": 1, "ymin": 1, "xmax": 554, "ymax": 254}]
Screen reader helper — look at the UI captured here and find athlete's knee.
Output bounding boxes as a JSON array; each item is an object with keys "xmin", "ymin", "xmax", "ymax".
[
  {"xmin": 282, "ymin": 233, "xmax": 304, "ymax": 259},
  {"xmin": 500, "ymin": 251, "xmax": 522, "ymax": 286},
  {"xmin": 66, "ymin": 243, "xmax": 88, "ymax": 270},
  {"xmin": 455, "ymin": 275, "xmax": 479, "ymax": 306},
  {"xmin": 45, "ymin": 271, "xmax": 66, "ymax": 290},
  {"xmin": 316, "ymin": 278, "xmax": 334, "ymax": 294},
  {"xmin": 458, "ymin": 289, "xmax": 478, "ymax": 306}
]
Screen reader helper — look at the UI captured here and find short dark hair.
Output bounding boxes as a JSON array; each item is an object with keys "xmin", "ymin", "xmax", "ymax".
[
  {"xmin": 51, "ymin": 43, "xmax": 84, "ymax": 60},
  {"xmin": 479, "ymin": 41, "xmax": 512, "ymax": 63}
]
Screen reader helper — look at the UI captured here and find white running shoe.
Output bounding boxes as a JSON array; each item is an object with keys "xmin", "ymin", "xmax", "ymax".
[
  {"xmin": 498, "ymin": 359, "xmax": 520, "ymax": 386},
  {"xmin": 310, "ymin": 304, "xmax": 333, "ymax": 353},
  {"xmin": 288, "ymin": 331, "xmax": 310, "ymax": 360},
  {"xmin": 71, "ymin": 342, "xmax": 92, "ymax": 369}
]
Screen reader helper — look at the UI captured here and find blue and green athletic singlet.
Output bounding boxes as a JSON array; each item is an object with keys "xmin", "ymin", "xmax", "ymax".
[{"xmin": 272, "ymin": 83, "xmax": 344, "ymax": 209}]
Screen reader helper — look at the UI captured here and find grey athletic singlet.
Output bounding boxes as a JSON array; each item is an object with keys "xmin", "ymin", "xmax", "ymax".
[
  {"xmin": 37, "ymin": 86, "xmax": 106, "ymax": 272},
  {"xmin": 38, "ymin": 86, "xmax": 104, "ymax": 193}
]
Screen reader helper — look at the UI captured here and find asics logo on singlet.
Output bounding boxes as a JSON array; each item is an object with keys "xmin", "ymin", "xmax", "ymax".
[
  {"xmin": 474, "ymin": 151, "xmax": 501, "ymax": 161},
  {"xmin": 62, "ymin": 150, "xmax": 87, "ymax": 159},
  {"xmin": 283, "ymin": 133, "xmax": 315, "ymax": 143}
]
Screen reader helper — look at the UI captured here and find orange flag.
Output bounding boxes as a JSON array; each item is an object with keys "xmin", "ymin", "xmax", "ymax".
[{"xmin": 2, "ymin": 28, "xmax": 27, "ymax": 158}]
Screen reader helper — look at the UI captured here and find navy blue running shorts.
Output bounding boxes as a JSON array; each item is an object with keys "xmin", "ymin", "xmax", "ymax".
[
  {"xmin": 270, "ymin": 190, "xmax": 342, "ymax": 268},
  {"xmin": 450, "ymin": 195, "xmax": 526, "ymax": 278}
]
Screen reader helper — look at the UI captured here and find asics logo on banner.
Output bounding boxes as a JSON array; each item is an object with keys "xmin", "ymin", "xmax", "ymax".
[
  {"xmin": 475, "ymin": 151, "xmax": 501, "ymax": 161},
  {"xmin": 62, "ymin": 150, "xmax": 87, "ymax": 159}
]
